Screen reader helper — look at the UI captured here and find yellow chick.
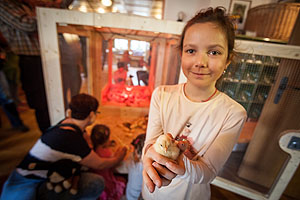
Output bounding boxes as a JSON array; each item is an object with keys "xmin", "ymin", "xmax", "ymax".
[{"xmin": 154, "ymin": 134, "xmax": 180, "ymax": 160}]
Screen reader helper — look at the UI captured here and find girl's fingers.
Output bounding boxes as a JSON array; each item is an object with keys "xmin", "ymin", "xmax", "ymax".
[
  {"xmin": 142, "ymin": 144, "xmax": 179, "ymax": 193},
  {"xmin": 165, "ymin": 155, "xmax": 185, "ymax": 175},
  {"xmin": 143, "ymin": 169, "xmax": 155, "ymax": 193},
  {"xmin": 143, "ymin": 158, "xmax": 162, "ymax": 188},
  {"xmin": 161, "ymin": 177, "xmax": 172, "ymax": 186},
  {"xmin": 146, "ymin": 166, "xmax": 162, "ymax": 188},
  {"xmin": 148, "ymin": 146, "xmax": 172, "ymax": 166},
  {"xmin": 152, "ymin": 162, "xmax": 176, "ymax": 180}
]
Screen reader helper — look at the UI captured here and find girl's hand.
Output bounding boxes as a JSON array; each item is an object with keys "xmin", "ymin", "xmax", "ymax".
[
  {"xmin": 142, "ymin": 145, "xmax": 185, "ymax": 193},
  {"xmin": 153, "ymin": 153, "xmax": 185, "ymax": 180}
]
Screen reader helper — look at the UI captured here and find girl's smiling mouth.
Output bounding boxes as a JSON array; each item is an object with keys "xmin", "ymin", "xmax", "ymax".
[{"xmin": 191, "ymin": 71, "xmax": 210, "ymax": 76}]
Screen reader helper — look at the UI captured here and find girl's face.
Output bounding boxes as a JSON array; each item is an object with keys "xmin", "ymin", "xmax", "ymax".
[{"xmin": 181, "ymin": 22, "xmax": 231, "ymax": 89}]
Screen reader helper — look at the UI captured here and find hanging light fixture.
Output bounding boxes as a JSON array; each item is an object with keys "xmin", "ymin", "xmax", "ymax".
[
  {"xmin": 96, "ymin": 7, "xmax": 105, "ymax": 13},
  {"xmin": 68, "ymin": 0, "xmax": 93, "ymax": 12},
  {"xmin": 112, "ymin": 6, "xmax": 118, "ymax": 13},
  {"xmin": 101, "ymin": 0, "xmax": 112, "ymax": 7},
  {"xmin": 69, "ymin": 0, "xmax": 113, "ymax": 13},
  {"xmin": 88, "ymin": 0, "xmax": 105, "ymax": 13},
  {"xmin": 154, "ymin": 13, "xmax": 162, "ymax": 19}
]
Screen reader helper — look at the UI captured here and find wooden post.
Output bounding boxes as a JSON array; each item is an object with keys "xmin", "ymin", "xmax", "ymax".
[
  {"xmin": 108, "ymin": 39, "xmax": 113, "ymax": 86},
  {"xmin": 90, "ymin": 31, "xmax": 103, "ymax": 102},
  {"xmin": 161, "ymin": 41, "xmax": 171, "ymax": 85},
  {"xmin": 148, "ymin": 42, "xmax": 157, "ymax": 92},
  {"xmin": 154, "ymin": 38, "xmax": 166, "ymax": 88}
]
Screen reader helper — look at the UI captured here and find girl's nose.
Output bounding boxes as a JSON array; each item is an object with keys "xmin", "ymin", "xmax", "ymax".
[{"xmin": 195, "ymin": 53, "xmax": 207, "ymax": 68}]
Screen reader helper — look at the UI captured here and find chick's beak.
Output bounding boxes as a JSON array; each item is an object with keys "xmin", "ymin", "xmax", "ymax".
[{"xmin": 164, "ymin": 147, "xmax": 168, "ymax": 153}]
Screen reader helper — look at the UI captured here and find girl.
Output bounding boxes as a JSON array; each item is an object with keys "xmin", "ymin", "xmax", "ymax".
[
  {"xmin": 142, "ymin": 7, "xmax": 247, "ymax": 200},
  {"xmin": 116, "ymin": 133, "xmax": 146, "ymax": 200},
  {"xmin": 91, "ymin": 124, "xmax": 126, "ymax": 200}
]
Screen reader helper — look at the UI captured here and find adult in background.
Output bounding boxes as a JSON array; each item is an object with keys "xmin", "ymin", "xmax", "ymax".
[
  {"xmin": 1, "ymin": 93, "xmax": 127, "ymax": 200},
  {"xmin": 58, "ymin": 33, "xmax": 87, "ymax": 109},
  {"xmin": 0, "ymin": 40, "xmax": 29, "ymax": 132},
  {"xmin": 0, "ymin": 0, "xmax": 51, "ymax": 132}
]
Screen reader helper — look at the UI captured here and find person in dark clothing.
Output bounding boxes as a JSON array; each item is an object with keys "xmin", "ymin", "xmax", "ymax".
[
  {"xmin": 0, "ymin": 71, "xmax": 29, "ymax": 132},
  {"xmin": 0, "ymin": 38, "xmax": 29, "ymax": 132},
  {"xmin": 0, "ymin": 0, "xmax": 50, "ymax": 133}
]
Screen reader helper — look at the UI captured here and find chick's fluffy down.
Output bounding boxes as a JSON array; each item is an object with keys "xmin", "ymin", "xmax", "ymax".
[{"xmin": 154, "ymin": 134, "xmax": 180, "ymax": 160}]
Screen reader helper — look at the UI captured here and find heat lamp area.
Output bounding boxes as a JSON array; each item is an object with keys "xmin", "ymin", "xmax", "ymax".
[
  {"xmin": 101, "ymin": 84, "xmax": 151, "ymax": 107},
  {"xmin": 100, "ymin": 38, "xmax": 156, "ymax": 107}
]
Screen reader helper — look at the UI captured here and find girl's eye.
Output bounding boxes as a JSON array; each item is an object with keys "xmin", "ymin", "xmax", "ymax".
[
  {"xmin": 208, "ymin": 50, "xmax": 221, "ymax": 56},
  {"xmin": 185, "ymin": 49, "xmax": 195, "ymax": 54}
]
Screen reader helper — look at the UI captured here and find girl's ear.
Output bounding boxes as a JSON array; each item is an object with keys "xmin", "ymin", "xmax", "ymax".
[
  {"xmin": 225, "ymin": 59, "xmax": 231, "ymax": 70},
  {"xmin": 225, "ymin": 53, "xmax": 233, "ymax": 69}
]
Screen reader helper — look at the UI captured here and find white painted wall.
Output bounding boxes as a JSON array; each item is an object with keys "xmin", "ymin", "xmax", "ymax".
[
  {"xmin": 209, "ymin": 0, "xmax": 231, "ymax": 10},
  {"xmin": 163, "ymin": 0, "xmax": 210, "ymax": 22},
  {"xmin": 164, "ymin": 0, "xmax": 278, "ymax": 22}
]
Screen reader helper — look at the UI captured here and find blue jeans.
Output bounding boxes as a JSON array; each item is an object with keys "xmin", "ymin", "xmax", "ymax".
[
  {"xmin": 0, "ymin": 71, "xmax": 12, "ymax": 105},
  {"xmin": 1, "ymin": 170, "xmax": 105, "ymax": 200},
  {"xmin": 0, "ymin": 170, "xmax": 42, "ymax": 200}
]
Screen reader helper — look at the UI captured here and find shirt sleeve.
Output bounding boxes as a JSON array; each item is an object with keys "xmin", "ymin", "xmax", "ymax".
[
  {"xmin": 178, "ymin": 109, "xmax": 247, "ymax": 184},
  {"xmin": 142, "ymin": 87, "xmax": 164, "ymax": 157}
]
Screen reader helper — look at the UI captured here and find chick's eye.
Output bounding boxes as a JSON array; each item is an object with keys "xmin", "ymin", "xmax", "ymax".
[
  {"xmin": 208, "ymin": 50, "xmax": 221, "ymax": 56},
  {"xmin": 160, "ymin": 144, "xmax": 163, "ymax": 147}
]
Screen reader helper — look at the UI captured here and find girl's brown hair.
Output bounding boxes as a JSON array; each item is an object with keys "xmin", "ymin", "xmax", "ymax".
[
  {"xmin": 179, "ymin": 7, "xmax": 235, "ymax": 61},
  {"xmin": 91, "ymin": 124, "xmax": 110, "ymax": 150},
  {"xmin": 131, "ymin": 133, "xmax": 146, "ymax": 156}
]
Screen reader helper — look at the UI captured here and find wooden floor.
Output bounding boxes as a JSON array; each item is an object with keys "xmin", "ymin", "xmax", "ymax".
[{"xmin": 0, "ymin": 98, "xmax": 296, "ymax": 199}]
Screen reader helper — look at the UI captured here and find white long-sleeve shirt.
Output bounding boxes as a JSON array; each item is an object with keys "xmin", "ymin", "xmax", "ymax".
[{"xmin": 142, "ymin": 84, "xmax": 247, "ymax": 200}]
